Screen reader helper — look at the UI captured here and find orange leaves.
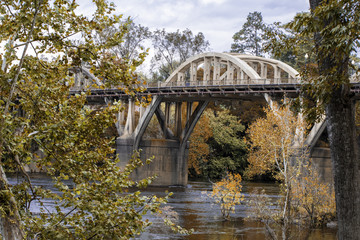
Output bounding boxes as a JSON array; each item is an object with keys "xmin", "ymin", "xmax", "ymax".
[
  {"xmin": 188, "ymin": 111, "xmax": 212, "ymax": 175},
  {"xmin": 208, "ymin": 172, "xmax": 244, "ymax": 220}
]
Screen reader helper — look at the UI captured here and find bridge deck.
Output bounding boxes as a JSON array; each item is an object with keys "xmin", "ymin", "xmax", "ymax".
[{"xmin": 70, "ymin": 82, "xmax": 360, "ymax": 103}]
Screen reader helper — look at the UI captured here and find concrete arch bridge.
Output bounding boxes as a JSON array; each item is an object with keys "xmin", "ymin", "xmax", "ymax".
[{"xmin": 72, "ymin": 52, "xmax": 360, "ymax": 186}]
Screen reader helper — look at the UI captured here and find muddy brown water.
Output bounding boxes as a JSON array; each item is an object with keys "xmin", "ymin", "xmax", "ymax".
[
  {"xmin": 8, "ymin": 174, "xmax": 337, "ymax": 239},
  {"xmin": 136, "ymin": 181, "xmax": 337, "ymax": 240}
]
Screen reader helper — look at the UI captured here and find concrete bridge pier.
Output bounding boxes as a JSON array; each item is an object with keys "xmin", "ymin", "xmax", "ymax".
[
  {"xmin": 115, "ymin": 96, "xmax": 208, "ymax": 186},
  {"xmin": 116, "ymin": 138, "xmax": 189, "ymax": 186}
]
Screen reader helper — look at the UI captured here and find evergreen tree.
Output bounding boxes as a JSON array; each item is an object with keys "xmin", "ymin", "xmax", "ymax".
[{"xmin": 231, "ymin": 11, "xmax": 268, "ymax": 56}]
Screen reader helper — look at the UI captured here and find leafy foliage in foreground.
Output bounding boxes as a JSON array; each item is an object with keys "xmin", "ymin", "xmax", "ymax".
[
  {"xmin": 268, "ymin": 1, "xmax": 360, "ymax": 238},
  {"xmin": 246, "ymin": 104, "xmax": 303, "ymax": 181},
  {"xmin": 291, "ymin": 162, "xmax": 336, "ymax": 227},
  {"xmin": 0, "ymin": 0, "xmax": 177, "ymax": 239}
]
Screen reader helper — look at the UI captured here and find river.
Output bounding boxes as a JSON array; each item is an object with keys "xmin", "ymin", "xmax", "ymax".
[
  {"xmin": 137, "ymin": 181, "xmax": 337, "ymax": 240},
  {"xmin": 7, "ymin": 174, "xmax": 337, "ymax": 239}
]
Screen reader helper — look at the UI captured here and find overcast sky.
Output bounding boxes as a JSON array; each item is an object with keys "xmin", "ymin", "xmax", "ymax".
[{"xmin": 80, "ymin": 0, "xmax": 310, "ymax": 52}]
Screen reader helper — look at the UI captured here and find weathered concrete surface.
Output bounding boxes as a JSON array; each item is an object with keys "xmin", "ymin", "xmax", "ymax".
[
  {"xmin": 116, "ymin": 138, "xmax": 189, "ymax": 186},
  {"xmin": 116, "ymin": 138, "xmax": 134, "ymax": 169},
  {"xmin": 310, "ymin": 147, "xmax": 333, "ymax": 183}
]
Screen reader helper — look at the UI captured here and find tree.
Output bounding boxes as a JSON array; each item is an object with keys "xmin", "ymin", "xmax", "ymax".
[
  {"xmin": 187, "ymin": 111, "xmax": 213, "ymax": 177},
  {"xmin": 231, "ymin": 11, "xmax": 268, "ymax": 56},
  {"xmin": 207, "ymin": 109, "xmax": 248, "ymax": 178},
  {"xmin": 291, "ymin": 162, "xmax": 336, "ymax": 227},
  {"xmin": 247, "ymin": 104, "xmax": 305, "ymax": 237},
  {"xmin": 263, "ymin": 21, "xmax": 315, "ymax": 71},
  {"xmin": 0, "ymin": 1, "xmax": 169, "ymax": 239},
  {"xmin": 94, "ymin": 19, "xmax": 152, "ymax": 62},
  {"xmin": 206, "ymin": 172, "xmax": 243, "ymax": 220},
  {"xmin": 246, "ymin": 104, "xmax": 299, "ymax": 180},
  {"xmin": 188, "ymin": 108, "xmax": 247, "ymax": 179},
  {"xmin": 247, "ymin": 103, "xmax": 335, "ymax": 238},
  {"xmin": 151, "ymin": 28, "xmax": 210, "ymax": 82},
  {"xmin": 286, "ymin": 1, "xmax": 360, "ymax": 238}
]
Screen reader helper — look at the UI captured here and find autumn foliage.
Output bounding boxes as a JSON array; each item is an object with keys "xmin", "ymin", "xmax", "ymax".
[
  {"xmin": 246, "ymin": 102, "xmax": 335, "ymax": 235},
  {"xmin": 246, "ymin": 104, "xmax": 304, "ymax": 181},
  {"xmin": 291, "ymin": 163, "xmax": 336, "ymax": 227},
  {"xmin": 188, "ymin": 110, "xmax": 213, "ymax": 175},
  {"xmin": 188, "ymin": 108, "xmax": 247, "ymax": 179},
  {"xmin": 208, "ymin": 172, "xmax": 244, "ymax": 220}
]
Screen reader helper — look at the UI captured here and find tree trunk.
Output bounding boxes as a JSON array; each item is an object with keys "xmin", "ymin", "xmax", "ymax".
[
  {"xmin": 0, "ymin": 166, "xmax": 24, "ymax": 240},
  {"xmin": 325, "ymin": 87, "xmax": 360, "ymax": 239},
  {"xmin": 308, "ymin": 0, "xmax": 360, "ymax": 238}
]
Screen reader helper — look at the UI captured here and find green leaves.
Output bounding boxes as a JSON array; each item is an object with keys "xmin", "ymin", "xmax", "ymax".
[
  {"xmin": 188, "ymin": 108, "xmax": 247, "ymax": 179},
  {"xmin": 289, "ymin": 0, "xmax": 360, "ymax": 99},
  {"xmin": 0, "ymin": 0, "xmax": 174, "ymax": 239}
]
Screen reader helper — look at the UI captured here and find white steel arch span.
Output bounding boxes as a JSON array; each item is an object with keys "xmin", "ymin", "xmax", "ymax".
[{"xmin": 163, "ymin": 52, "xmax": 299, "ymax": 87}]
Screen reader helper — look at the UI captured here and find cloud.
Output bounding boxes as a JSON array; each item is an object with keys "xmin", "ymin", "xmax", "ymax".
[
  {"xmin": 199, "ymin": 0, "xmax": 228, "ymax": 5},
  {"xmin": 77, "ymin": 0, "xmax": 309, "ymax": 52}
]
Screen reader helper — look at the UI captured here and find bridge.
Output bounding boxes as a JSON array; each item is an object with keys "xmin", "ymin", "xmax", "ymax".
[{"xmin": 71, "ymin": 52, "xmax": 360, "ymax": 186}]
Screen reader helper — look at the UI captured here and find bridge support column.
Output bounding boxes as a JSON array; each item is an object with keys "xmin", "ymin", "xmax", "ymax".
[
  {"xmin": 186, "ymin": 102, "xmax": 193, "ymax": 121},
  {"xmin": 116, "ymin": 138, "xmax": 189, "ymax": 186},
  {"xmin": 165, "ymin": 102, "xmax": 171, "ymax": 126},
  {"xmin": 116, "ymin": 98, "xmax": 209, "ymax": 187},
  {"xmin": 227, "ymin": 62, "xmax": 235, "ymax": 84},
  {"xmin": 190, "ymin": 62, "xmax": 198, "ymax": 84},
  {"xmin": 260, "ymin": 63, "xmax": 268, "ymax": 79},
  {"xmin": 115, "ymin": 104, "xmax": 125, "ymax": 136},
  {"xmin": 274, "ymin": 66, "xmax": 281, "ymax": 83},
  {"xmin": 116, "ymin": 137, "xmax": 135, "ymax": 169},
  {"xmin": 204, "ymin": 57, "xmax": 211, "ymax": 85},
  {"xmin": 177, "ymin": 72, "xmax": 185, "ymax": 86},
  {"xmin": 213, "ymin": 57, "xmax": 221, "ymax": 83},
  {"xmin": 139, "ymin": 105, "xmax": 145, "ymax": 119},
  {"xmin": 175, "ymin": 102, "xmax": 182, "ymax": 137},
  {"xmin": 123, "ymin": 99, "xmax": 135, "ymax": 136}
]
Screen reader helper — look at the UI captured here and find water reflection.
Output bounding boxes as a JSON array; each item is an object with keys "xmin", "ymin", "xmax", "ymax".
[{"xmin": 7, "ymin": 174, "xmax": 337, "ymax": 239}]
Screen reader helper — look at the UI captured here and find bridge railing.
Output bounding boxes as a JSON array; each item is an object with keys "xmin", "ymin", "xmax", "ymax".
[
  {"xmin": 145, "ymin": 78, "xmax": 299, "ymax": 88},
  {"xmin": 70, "ymin": 77, "xmax": 300, "ymax": 92}
]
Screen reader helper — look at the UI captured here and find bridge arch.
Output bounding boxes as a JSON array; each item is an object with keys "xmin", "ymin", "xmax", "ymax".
[{"xmin": 163, "ymin": 52, "xmax": 299, "ymax": 86}]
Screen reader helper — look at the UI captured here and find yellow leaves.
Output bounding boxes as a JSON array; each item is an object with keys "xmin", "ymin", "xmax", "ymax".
[
  {"xmin": 291, "ymin": 163, "xmax": 336, "ymax": 227},
  {"xmin": 208, "ymin": 172, "xmax": 244, "ymax": 220},
  {"xmin": 246, "ymin": 102, "xmax": 306, "ymax": 180},
  {"xmin": 188, "ymin": 110, "xmax": 212, "ymax": 175},
  {"xmin": 246, "ymin": 102, "xmax": 335, "ymax": 228},
  {"xmin": 0, "ymin": 0, "xmax": 174, "ymax": 238}
]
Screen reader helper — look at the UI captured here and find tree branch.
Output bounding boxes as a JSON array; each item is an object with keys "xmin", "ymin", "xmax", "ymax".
[{"xmin": 4, "ymin": 0, "xmax": 43, "ymax": 115}]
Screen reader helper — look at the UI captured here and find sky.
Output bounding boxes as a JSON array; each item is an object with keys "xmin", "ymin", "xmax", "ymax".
[{"xmin": 79, "ymin": 0, "xmax": 310, "ymax": 52}]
